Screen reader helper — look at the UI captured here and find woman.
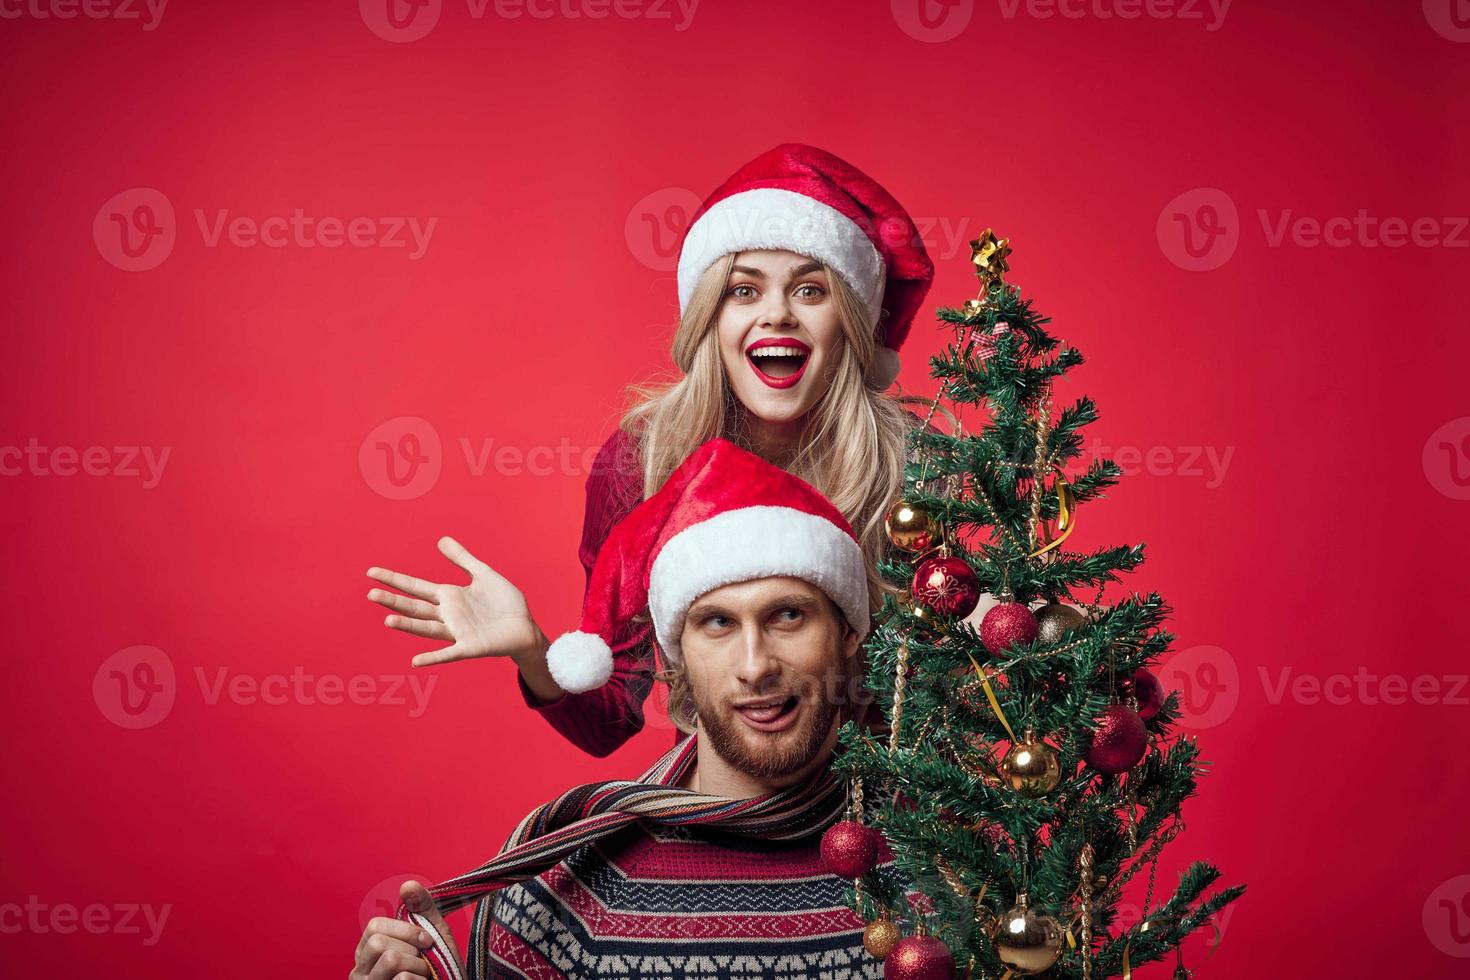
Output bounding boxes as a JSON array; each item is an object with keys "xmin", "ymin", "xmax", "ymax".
[{"xmin": 366, "ymin": 143, "xmax": 935, "ymax": 757}]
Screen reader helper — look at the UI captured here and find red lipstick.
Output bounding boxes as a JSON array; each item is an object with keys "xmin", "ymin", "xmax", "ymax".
[{"xmin": 744, "ymin": 337, "xmax": 812, "ymax": 390}]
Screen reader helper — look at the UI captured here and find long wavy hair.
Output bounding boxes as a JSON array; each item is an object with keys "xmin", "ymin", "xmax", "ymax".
[{"xmin": 622, "ymin": 253, "xmax": 912, "ymax": 735}]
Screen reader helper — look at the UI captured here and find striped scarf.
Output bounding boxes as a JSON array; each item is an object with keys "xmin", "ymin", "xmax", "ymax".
[{"xmin": 397, "ymin": 735, "xmax": 847, "ymax": 980}]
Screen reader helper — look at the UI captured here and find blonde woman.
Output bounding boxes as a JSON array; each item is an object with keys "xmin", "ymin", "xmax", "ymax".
[{"xmin": 366, "ymin": 143, "xmax": 934, "ymax": 756}]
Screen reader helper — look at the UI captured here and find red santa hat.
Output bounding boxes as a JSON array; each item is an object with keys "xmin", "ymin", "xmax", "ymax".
[
  {"xmin": 677, "ymin": 143, "xmax": 935, "ymax": 389},
  {"xmin": 545, "ymin": 438, "xmax": 871, "ymax": 694}
]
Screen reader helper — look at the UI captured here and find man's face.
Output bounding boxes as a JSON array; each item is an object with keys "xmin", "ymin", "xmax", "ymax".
[{"xmin": 679, "ymin": 576, "xmax": 861, "ymax": 781}]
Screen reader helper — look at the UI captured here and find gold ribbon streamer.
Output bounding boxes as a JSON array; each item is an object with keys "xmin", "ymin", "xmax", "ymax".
[
  {"xmin": 1025, "ymin": 468, "xmax": 1076, "ymax": 559},
  {"xmin": 1122, "ymin": 939, "xmax": 1132, "ymax": 980},
  {"xmin": 966, "ymin": 652, "xmax": 1017, "ymax": 743}
]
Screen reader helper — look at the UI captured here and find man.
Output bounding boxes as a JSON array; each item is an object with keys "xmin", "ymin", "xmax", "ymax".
[{"xmin": 350, "ymin": 439, "xmax": 888, "ymax": 979}]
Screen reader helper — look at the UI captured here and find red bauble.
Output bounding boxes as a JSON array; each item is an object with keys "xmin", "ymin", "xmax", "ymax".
[
  {"xmin": 1085, "ymin": 705, "xmax": 1149, "ymax": 774},
  {"xmin": 883, "ymin": 935, "xmax": 956, "ymax": 980},
  {"xmin": 910, "ymin": 556, "xmax": 981, "ymax": 618},
  {"xmin": 820, "ymin": 820, "xmax": 879, "ymax": 878},
  {"xmin": 1119, "ymin": 667, "xmax": 1163, "ymax": 721},
  {"xmin": 980, "ymin": 601, "xmax": 1039, "ymax": 655}
]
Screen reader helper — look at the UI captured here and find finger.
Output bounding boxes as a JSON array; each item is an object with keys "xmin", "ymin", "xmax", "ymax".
[
  {"xmin": 368, "ymin": 589, "xmax": 441, "ymax": 622},
  {"xmin": 411, "ymin": 645, "xmax": 470, "ymax": 668},
  {"xmin": 366, "ymin": 567, "xmax": 440, "ymax": 603},
  {"xmin": 384, "ymin": 615, "xmax": 453, "ymax": 641},
  {"xmin": 401, "ymin": 881, "xmax": 452, "ymax": 936},
  {"xmin": 365, "ymin": 941, "xmax": 431, "ymax": 980},
  {"xmin": 359, "ymin": 918, "xmax": 433, "ymax": 954},
  {"xmin": 358, "ymin": 934, "xmax": 429, "ymax": 979},
  {"xmin": 437, "ymin": 536, "xmax": 489, "ymax": 578},
  {"xmin": 402, "ymin": 880, "xmax": 463, "ymax": 973}
]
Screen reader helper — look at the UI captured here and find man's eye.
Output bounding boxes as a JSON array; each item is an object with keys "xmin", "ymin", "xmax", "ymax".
[
  {"xmin": 704, "ymin": 615, "xmax": 733, "ymax": 629},
  {"xmin": 775, "ymin": 608, "xmax": 803, "ymax": 623}
]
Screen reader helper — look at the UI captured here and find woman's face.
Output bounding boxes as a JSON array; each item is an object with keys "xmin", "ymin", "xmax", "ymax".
[{"xmin": 715, "ymin": 249, "xmax": 846, "ymax": 428}]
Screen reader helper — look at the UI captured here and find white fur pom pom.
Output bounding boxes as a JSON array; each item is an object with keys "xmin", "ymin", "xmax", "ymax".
[
  {"xmin": 867, "ymin": 346, "xmax": 901, "ymax": 389},
  {"xmin": 545, "ymin": 630, "xmax": 615, "ymax": 694}
]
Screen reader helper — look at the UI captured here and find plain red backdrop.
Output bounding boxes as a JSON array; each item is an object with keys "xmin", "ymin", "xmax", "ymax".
[{"xmin": 2, "ymin": 0, "xmax": 1468, "ymax": 976}]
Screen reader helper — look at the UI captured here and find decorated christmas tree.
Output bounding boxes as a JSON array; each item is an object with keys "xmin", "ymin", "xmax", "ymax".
[{"xmin": 826, "ymin": 231, "xmax": 1245, "ymax": 979}]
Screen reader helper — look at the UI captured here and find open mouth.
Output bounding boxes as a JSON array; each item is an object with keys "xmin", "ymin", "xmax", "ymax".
[
  {"xmin": 745, "ymin": 338, "xmax": 811, "ymax": 390},
  {"xmin": 733, "ymin": 694, "xmax": 801, "ymax": 732}
]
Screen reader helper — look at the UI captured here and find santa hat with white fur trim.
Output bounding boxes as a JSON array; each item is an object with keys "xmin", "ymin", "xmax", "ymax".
[
  {"xmin": 677, "ymin": 143, "xmax": 935, "ymax": 389},
  {"xmin": 544, "ymin": 438, "xmax": 871, "ymax": 694}
]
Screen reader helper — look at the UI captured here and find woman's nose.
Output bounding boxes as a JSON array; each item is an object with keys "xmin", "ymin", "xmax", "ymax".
[{"xmin": 756, "ymin": 293, "xmax": 797, "ymax": 329}]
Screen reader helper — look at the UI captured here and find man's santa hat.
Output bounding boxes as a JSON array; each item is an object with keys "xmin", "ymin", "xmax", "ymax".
[
  {"xmin": 545, "ymin": 439, "xmax": 871, "ymax": 694},
  {"xmin": 677, "ymin": 143, "xmax": 935, "ymax": 389}
]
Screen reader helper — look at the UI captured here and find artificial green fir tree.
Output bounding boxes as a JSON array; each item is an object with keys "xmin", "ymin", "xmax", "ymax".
[{"xmin": 825, "ymin": 231, "xmax": 1245, "ymax": 980}]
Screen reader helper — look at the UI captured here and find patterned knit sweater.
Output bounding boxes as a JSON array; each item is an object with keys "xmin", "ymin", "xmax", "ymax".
[{"xmin": 477, "ymin": 816, "xmax": 882, "ymax": 979}]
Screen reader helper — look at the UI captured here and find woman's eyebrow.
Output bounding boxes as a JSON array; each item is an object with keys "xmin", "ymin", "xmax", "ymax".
[{"xmin": 730, "ymin": 260, "xmax": 825, "ymax": 279}]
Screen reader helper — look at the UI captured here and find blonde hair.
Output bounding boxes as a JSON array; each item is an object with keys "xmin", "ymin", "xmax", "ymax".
[{"xmin": 623, "ymin": 253, "xmax": 912, "ymax": 734}]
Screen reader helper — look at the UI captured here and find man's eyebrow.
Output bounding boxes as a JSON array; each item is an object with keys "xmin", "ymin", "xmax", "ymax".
[
  {"xmin": 686, "ymin": 601, "xmax": 734, "ymax": 621},
  {"xmin": 730, "ymin": 260, "xmax": 825, "ymax": 280},
  {"xmin": 766, "ymin": 593, "xmax": 821, "ymax": 610},
  {"xmin": 686, "ymin": 593, "xmax": 821, "ymax": 621}
]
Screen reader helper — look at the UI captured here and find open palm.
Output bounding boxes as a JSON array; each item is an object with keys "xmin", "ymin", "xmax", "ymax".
[{"xmin": 366, "ymin": 536, "xmax": 544, "ymax": 667}]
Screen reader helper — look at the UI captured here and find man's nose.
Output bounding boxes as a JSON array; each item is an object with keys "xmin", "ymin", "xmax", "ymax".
[{"xmin": 734, "ymin": 627, "xmax": 781, "ymax": 688}]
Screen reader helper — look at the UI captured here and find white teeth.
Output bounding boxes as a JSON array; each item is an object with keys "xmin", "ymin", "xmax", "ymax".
[{"xmin": 749, "ymin": 346, "xmax": 807, "ymax": 358}]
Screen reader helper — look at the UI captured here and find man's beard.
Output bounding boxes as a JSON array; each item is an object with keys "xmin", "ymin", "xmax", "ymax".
[{"xmin": 693, "ymin": 672, "xmax": 840, "ymax": 781}]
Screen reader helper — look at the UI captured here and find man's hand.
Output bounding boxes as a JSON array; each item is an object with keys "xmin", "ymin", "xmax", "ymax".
[
  {"xmin": 349, "ymin": 880, "xmax": 463, "ymax": 980},
  {"xmin": 367, "ymin": 536, "xmax": 549, "ymax": 668}
]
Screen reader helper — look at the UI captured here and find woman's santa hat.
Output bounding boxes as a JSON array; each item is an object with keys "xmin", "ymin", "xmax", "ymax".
[
  {"xmin": 677, "ymin": 143, "xmax": 935, "ymax": 389},
  {"xmin": 545, "ymin": 438, "xmax": 871, "ymax": 694}
]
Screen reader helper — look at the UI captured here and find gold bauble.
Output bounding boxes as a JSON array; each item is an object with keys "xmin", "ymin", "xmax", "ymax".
[
  {"xmin": 994, "ymin": 894, "xmax": 1064, "ymax": 975},
  {"xmin": 863, "ymin": 916, "xmax": 901, "ymax": 959},
  {"xmin": 1034, "ymin": 601, "xmax": 1088, "ymax": 645},
  {"xmin": 884, "ymin": 500, "xmax": 941, "ymax": 553},
  {"xmin": 999, "ymin": 730, "xmax": 1061, "ymax": 798}
]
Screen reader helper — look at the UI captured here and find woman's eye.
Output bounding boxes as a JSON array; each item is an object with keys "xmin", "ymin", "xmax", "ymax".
[
  {"xmin": 728, "ymin": 284, "xmax": 757, "ymax": 301},
  {"xmin": 794, "ymin": 283, "xmax": 826, "ymax": 300}
]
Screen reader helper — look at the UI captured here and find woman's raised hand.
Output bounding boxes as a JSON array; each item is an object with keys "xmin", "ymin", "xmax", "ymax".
[{"xmin": 367, "ymin": 536, "xmax": 547, "ymax": 667}]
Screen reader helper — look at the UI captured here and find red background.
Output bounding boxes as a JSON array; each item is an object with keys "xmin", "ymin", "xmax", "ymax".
[{"xmin": 3, "ymin": 0, "xmax": 1467, "ymax": 976}]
